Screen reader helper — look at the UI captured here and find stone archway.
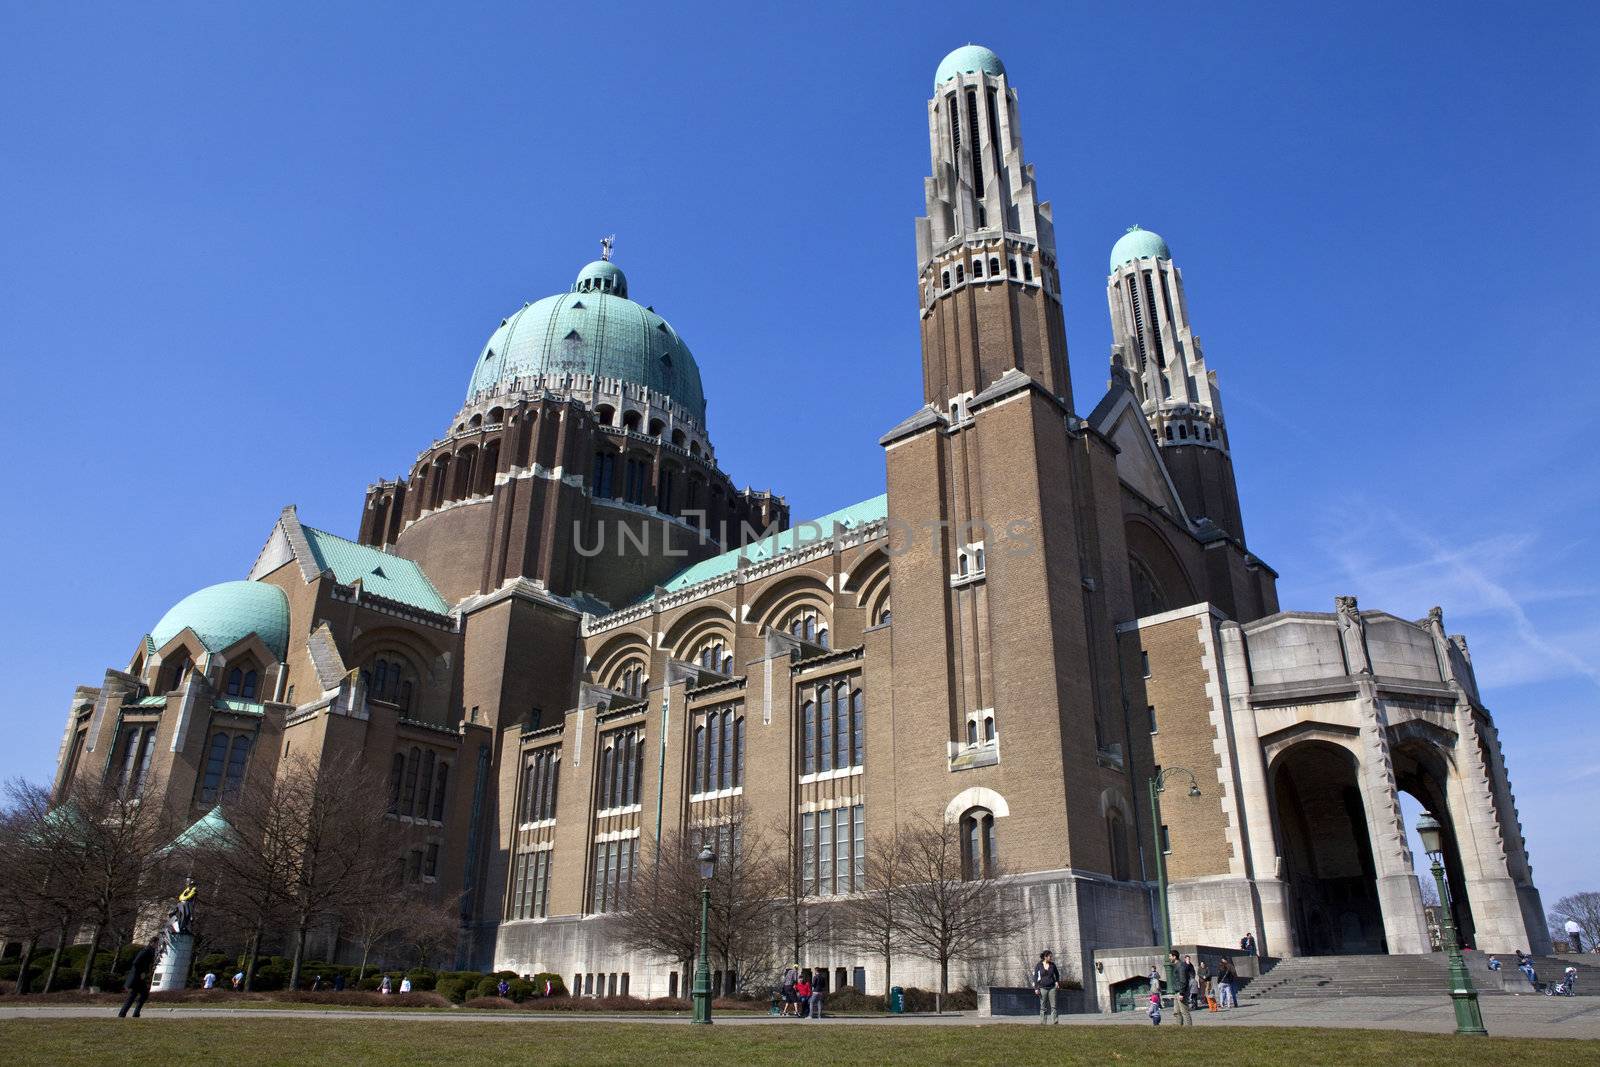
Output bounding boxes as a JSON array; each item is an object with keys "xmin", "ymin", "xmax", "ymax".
[
  {"xmin": 1271, "ymin": 741, "xmax": 1386, "ymax": 955},
  {"xmin": 1391, "ymin": 736, "xmax": 1476, "ymax": 950}
]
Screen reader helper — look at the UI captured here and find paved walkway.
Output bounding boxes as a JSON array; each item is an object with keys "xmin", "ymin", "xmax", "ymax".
[{"xmin": 2, "ymin": 996, "xmax": 1597, "ymax": 1040}]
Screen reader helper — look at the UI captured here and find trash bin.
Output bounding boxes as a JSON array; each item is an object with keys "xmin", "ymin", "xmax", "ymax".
[{"xmin": 889, "ymin": 985, "xmax": 905, "ymax": 1013}]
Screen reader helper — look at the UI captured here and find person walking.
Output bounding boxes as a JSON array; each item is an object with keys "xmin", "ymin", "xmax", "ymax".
[
  {"xmin": 232, "ymin": 970, "xmax": 243, "ymax": 991},
  {"xmin": 117, "ymin": 939, "xmax": 159, "ymax": 1018},
  {"xmin": 379, "ymin": 975, "xmax": 392, "ymax": 995},
  {"xmin": 795, "ymin": 974, "xmax": 812, "ymax": 1019},
  {"xmin": 1033, "ymin": 949, "xmax": 1061, "ymax": 1024},
  {"xmin": 399, "ymin": 975, "xmax": 413, "ymax": 994},
  {"xmin": 1241, "ymin": 932, "xmax": 1257, "ymax": 957},
  {"xmin": 809, "ymin": 968, "xmax": 826, "ymax": 1019},
  {"xmin": 333, "ymin": 973, "xmax": 345, "ymax": 992},
  {"xmin": 202, "ymin": 971, "xmax": 217, "ymax": 990},
  {"xmin": 1147, "ymin": 988, "xmax": 1163, "ymax": 1026},
  {"xmin": 1180, "ymin": 954, "xmax": 1201, "ymax": 1010},
  {"xmin": 1197, "ymin": 959, "xmax": 1217, "ymax": 1011},
  {"xmin": 1167, "ymin": 951, "xmax": 1193, "ymax": 1026}
]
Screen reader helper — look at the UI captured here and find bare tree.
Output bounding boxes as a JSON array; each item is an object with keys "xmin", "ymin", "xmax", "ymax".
[
  {"xmin": 891, "ymin": 817, "xmax": 1020, "ymax": 1012},
  {"xmin": 613, "ymin": 805, "xmax": 780, "ymax": 994},
  {"xmin": 1418, "ymin": 874, "xmax": 1440, "ymax": 908},
  {"xmin": 194, "ymin": 751, "xmax": 401, "ymax": 990},
  {"xmin": 0, "ymin": 780, "xmax": 83, "ymax": 994},
  {"xmin": 774, "ymin": 813, "xmax": 827, "ymax": 970},
  {"xmin": 839, "ymin": 832, "xmax": 907, "ymax": 998},
  {"xmin": 400, "ymin": 891, "xmax": 465, "ymax": 970},
  {"xmin": 60, "ymin": 772, "xmax": 173, "ymax": 990}
]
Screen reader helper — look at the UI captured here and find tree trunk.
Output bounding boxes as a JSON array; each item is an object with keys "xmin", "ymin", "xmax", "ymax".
[
  {"xmin": 42, "ymin": 920, "xmax": 68, "ymax": 994},
  {"xmin": 79, "ymin": 923, "xmax": 103, "ymax": 991},
  {"xmin": 937, "ymin": 957, "xmax": 948, "ymax": 1015},
  {"xmin": 15, "ymin": 938, "xmax": 35, "ymax": 996},
  {"xmin": 288, "ymin": 917, "xmax": 309, "ymax": 991},
  {"xmin": 357, "ymin": 942, "xmax": 371, "ymax": 984},
  {"xmin": 882, "ymin": 949, "xmax": 893, "ymax": 1001},
  {"xmin": 243, "ymin": 928, "xmax": 262, "ymax": 992}
]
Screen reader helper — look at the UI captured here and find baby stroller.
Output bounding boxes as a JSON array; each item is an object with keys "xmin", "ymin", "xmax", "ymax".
[{"xmin": 1543, "ymin": 967, "xmax": 1577, "ymax": 997}]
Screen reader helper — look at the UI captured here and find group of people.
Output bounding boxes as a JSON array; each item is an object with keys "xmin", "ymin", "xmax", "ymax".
[
  {"xmin": 1147, "ymin": 950, "xmax": 1240, "ymax": 1025},
  {"xmin": 777, "ymin": 964, "xmax": 826, "ymax": 1018}
]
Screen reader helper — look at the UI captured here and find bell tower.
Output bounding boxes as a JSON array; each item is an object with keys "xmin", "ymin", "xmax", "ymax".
[
  {"xmin": 1106, "ymin": 228, "xmax": 1246, "ymax": 544},
  {"xmin": 915, "ymin": 45, "xmax": 1073, "ymax": 412}
]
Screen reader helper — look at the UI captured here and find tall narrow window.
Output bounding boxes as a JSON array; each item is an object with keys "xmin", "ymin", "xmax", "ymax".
[
  {"xmin": 960, "ymin": 807, "xmax": 996, "ymax": 879},
  {"xmin": 222, "ymin": 735, "xmax": 251, "ymax": 795},
  {"xmin": 403, "ymin": 747, "xmax": 420, "ymax": 816},
  {"xmin": 417, "ymin": 750, "xmax": 435, "ymax": 820},
  {"xmin": 832, "ymin": 682, "xmax": 848, "ymax": 770},
  {"xmin": 818, "ymin": 685, "xmax": 834, "ymax": 773},
  {"xmin": 802, "ymin": 699, "xmax": 816, "ymax": 775},
  {"xmin": 851, "ymin": 689, "xmax": 865, "ymax": 768},
  {"xmin": 733, "ymin": 716, "xmax": 745, "ymax": 788},
  {"xmin": 424, "ymin": 842, "xmax": 439, "ymax": 878},
  {"xmin": 389, "ymin": 753, "xmax": 404, "ymax": 814},
  {"xmin": 694, "ymin": 724, "xmax": 707, "ymax": 794},
  {"xmin": 801, "ymin": 812, "xmax": 816, "ymax": 896},
  {"xmin": 227, "ymin": 668, "xmax": 244, "ymax": 697},
  {"xmin": 128, "ymin": 727, "xmax": 155, "ymax": 795},
  {"xmin": 199, "ymin": 732, "xmax": 229, "ymax": 804},
  {"xmin": 432, "ymin": 761, "xmax": 449, "ymax": 821}
]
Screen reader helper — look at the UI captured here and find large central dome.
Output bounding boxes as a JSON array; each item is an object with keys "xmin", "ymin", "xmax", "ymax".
[{"xmin": 465, "ymin": 260, "xmax": 707, "ymax": 424}]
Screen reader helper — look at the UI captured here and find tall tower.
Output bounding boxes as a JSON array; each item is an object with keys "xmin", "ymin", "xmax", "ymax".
[
  {"xmin": 916, "ymin": 45, "xmax": 1073, "ymax": 411},
  {"xmin": 884, "ymin": 48, "xmax": 1149, "ymax": 969},
  {"xmin": 1106, "ymin": 227, "xmax": 1246, "ymax": 543}
]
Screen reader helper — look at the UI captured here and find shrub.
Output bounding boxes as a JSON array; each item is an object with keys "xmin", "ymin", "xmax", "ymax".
[
  {"xmin": 402, "ymin": 969, "xmax": 436, "ymax": 991},
  {"xmin": 472, "ymin": 975, "xmax": 503, "ymax": 1000},
  {"xmin": 33, "ymin": 970, "xmax": 80, "ymax": 993},
  {"xmin": 463, "ymin": 995, "xmax": 517, "ymax": 1009},
  {"xmin": 505, "ymin": 978, "xmax": 535, "ymax": 1002},
  {"xmin": 436, "ymin": 978, "xmax": 471, "ymax": 1003}
]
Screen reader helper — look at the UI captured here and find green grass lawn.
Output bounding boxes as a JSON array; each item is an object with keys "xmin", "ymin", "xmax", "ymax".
[{"xmin": 3, "ymin": 1018, "xmax": 1592, "ymax": 1066}]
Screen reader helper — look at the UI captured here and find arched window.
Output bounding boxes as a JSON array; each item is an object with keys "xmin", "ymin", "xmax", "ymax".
[
  {"xmin": 1008, "ymin": 258, "xmax": 1018, "ymax": 278},
  {"xmin": 222, "ymin": 735, "xmax": 251, "ymax": 795},
  {"xmin": 165, "ymin": 652, "xmax": 192, "ymax": 693},
  {"xmin": 983, "ymin": 714, "xmax": 996, "ymax": 743},
  {"xmin": 227, "ymin": 667, "xmax": 244, "ymax": 696},
  {"xmin": 1107, "ymin": 810, "xmax": 1130, "ymax": 881},
  {"xmin": 941, "ymin": 270, "xmax": 950, "ymax": 288},
  {"xmin": 622, "ymin": 410, "xmax": 642, "ymax": 431},
  {"xmin": 989, "ymin": 257, "xmax": 1000, "ymax": 276},
  {"xmin": 972, "ymin": 259, "xmax": 982, "ymax": 278},
  {"xmin": 1023, "ymin": 261, "xmax": 1033, "ymax": 282},
  {"xmin": 850, "ymin": 689, "xmax": 864, "ymax": 767},
  {"xmin": 801, "ymin": 699, "xmax": 817, "ymax": 775},
  {"xmin": 955, "ymin": 263, "xmax": 965, "ymax": 283},
  {"xmin": 398, "ymin": 680, "xmax": 412, "ymax": 712},
  {"xmin": 973, "ymin": 548, "xmax": 985, "ymax": 573},
  {"xmin": 199, "ymin": 732, "xmax": 229, "ymax": 803},
  {"xmin": 960, "ymin": 807, "xmax": 997, "ymax": 880},
  {"xmin": 967, "ymin": 720, "xmax": 978, "ymax": 746},
  {"xmin": 818, "ymin": 685, "xmax": 834, "ymax": 773},
  {"xmin": 241, "ymin": 670, "xmax": 258, "ymax": 700},
  {"xmin": 958, "ymin": 553, "xmax": 969, "ymax": 577}
]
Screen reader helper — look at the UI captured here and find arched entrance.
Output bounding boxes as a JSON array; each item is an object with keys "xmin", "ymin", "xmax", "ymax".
[
  {"xmin": 1272, "ymin": 741, "xmax": 1385, "ymax": 955},
  {"xmin": 1392, "ymin": 738, "xmax": 1476, "ymax": 950}
]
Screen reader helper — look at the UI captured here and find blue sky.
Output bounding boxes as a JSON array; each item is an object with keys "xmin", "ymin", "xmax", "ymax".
[{"xmin": 2, "ymin": 4, "xmax": 1596, "ymax": 907}]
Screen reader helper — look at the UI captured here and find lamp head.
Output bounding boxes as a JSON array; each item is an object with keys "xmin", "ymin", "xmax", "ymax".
[
  {"xmin": 698, "ymin": 844, "xmax": 716, "ymax": 880},
  {"xmin": 1187, "ymin": 783, "xmax": 1202, "ymax": 798},
  {"xmin": 1415, "ymin": 811, "xmax": 1444, "ymax": 858}
]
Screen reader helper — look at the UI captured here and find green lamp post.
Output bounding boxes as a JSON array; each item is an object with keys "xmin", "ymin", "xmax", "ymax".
[
  {"xmin": 691, "ymin": 843, "xmax": 716, "ymax": 1025},
  {"xmin": 1415, "ymin": 811, "xmax": 1487, "ymax": 1036},
  {"xmin": 1148, "ymin": 767, "xmax": 1202, "ymax": 1001}
]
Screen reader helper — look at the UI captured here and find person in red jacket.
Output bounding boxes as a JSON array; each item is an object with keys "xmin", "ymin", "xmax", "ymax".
[{"xmin": 795, "ymin": 975, "xmax": 812, "ymax": 1018}]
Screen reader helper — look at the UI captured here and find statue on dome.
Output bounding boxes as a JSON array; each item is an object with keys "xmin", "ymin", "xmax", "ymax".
[{"xmin": 600, "ymin": 234, "xmax": 616, "ymax": 262}]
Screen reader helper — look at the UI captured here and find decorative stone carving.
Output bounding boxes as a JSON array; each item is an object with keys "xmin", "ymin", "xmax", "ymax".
[{"xmin": 1335, "ymin": 595, "xmax": 1371, "ymax": 675}]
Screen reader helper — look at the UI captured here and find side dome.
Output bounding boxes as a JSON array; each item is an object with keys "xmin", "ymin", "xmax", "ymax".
[
  {"xmin": 466, "ymin": 261, "xmax": 707, "ymax": 424},
  {"xmin": 935, "ymin": 45, "xmax": 1005, "ymax": 89},
  {"xmin": 150, "ymin": 580, "xmax": 289, "ymax": 660},
  {"xmin": 1110, "ymin": 226, "xmax": 1171, "ymax": 271}
]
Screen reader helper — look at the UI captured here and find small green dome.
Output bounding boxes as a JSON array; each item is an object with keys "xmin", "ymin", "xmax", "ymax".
[
  {"xmin": 574, "ymin": 259, "xmax": 627, "ymax": 298},
  {"xmin": 467, "ymin": 261, "xmax": 707, "ymax": 422},
  {"xmin": 935, "ymin": 45, "xmax": 1005, "ymax": 89},
  {"xmin": 1110, "ymin": 226, "xmax": 1171, "ymax": 271},
  {"xmin": 150, "ymin": 581, "xmax": 289, "ymax": 660}
]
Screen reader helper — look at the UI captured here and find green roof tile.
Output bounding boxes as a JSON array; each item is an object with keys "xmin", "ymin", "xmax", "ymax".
[
  {"xmin": 658, "ymin": 494, "xmax": 887, "ymax": 594},
  {"xmin": 150, "ymin": 581, "xmax": 290, "ymax": 659},
  {"xmin": 301, "ymin": 526, "xmax": 451, "ymax": 615}
]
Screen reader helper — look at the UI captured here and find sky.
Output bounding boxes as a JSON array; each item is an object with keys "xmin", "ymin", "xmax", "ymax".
[{"xmin": 1, "ymin": 4, "xmax": 1596, "ymax": 908}]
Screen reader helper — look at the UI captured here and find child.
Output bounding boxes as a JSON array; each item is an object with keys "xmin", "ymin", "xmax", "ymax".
[
  {"xmin": 1147, "ymin": 989, "xmax": 1162, "ymax": 1025},
  {"xmin": 795, "ymin": 975, "xmax": 812, "ymax": 1018}
]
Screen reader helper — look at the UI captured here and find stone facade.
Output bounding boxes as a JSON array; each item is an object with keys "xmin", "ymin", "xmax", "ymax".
[{"xmin": 47, "ymin": 44, "xmax": 1549, "ymax": 1007}]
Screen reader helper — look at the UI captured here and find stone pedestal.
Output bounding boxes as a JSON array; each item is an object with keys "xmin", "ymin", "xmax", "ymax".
[{"xmin": 151, "ymin": 933, "xmax": 193, "ymax": 992}]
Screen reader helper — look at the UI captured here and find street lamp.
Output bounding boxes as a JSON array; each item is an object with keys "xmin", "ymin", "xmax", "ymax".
[
  {"xmin": 692, "ymin": 843, "xmax": 716, "ymax": 1025},
  {"xmin": 1148, "ymin": 767, "xmax": 1202, "ymax": 1002},
  {"xmin": 1415, "ymin": 811, "xmax": 1487, "ymax": 1036}
]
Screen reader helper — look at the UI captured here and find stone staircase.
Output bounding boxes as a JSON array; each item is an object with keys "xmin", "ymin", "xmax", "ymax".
[{"xmin": 1241, "ymin": 952, "xmax": 1598, "ymax": 1000}]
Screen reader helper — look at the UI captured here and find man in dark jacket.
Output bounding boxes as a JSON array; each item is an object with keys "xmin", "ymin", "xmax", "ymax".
[
  {"xmin": 118, "ymin": 939, "xmax": 160, "ymax": 1018},
  {"xmin": 1032, "ymin": 949, "xmax": 1061, "ymax": 1024}
]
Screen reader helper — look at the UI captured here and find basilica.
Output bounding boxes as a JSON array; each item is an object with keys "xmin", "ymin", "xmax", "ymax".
[{"xmin": 49, "ymin": 45, "xmax": 1550, "ymax": 1005}]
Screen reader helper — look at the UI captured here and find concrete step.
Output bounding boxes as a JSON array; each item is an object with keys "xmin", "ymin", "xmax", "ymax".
[{"xmin": 1239, "ymin": 952, "xmax": 1595, "ymax": 1000}]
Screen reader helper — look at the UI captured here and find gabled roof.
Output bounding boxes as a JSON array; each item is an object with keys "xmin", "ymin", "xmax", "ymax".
[
  {"xmin": 250, "ymin": 505, "xmax": 451, "ymax": 616},
  {"xmin": 300, "ymin": 525, "xmax": 450, "ymax": 615},
  {"xmin": 657, "ymin": 494, "xmax": 888, "ymax": 595},
  {"xmin": 161, "ymin": 805, "xmax": 238, "ymax": 856}
]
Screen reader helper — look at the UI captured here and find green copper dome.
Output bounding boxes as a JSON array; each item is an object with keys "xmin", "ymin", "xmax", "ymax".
[
  {"xmin": 935, "ymin": 45, "xmax": 1005, "ymax": 89},
  {"xmin": 466, "ymin": 261, "xmax": 707, "ymax": 423},
  {"xmin": 1110, "ymin": 226, "xmax": 1171, "ymax": 271},
  {"xmin": 150, "ymin": 581, "xmax": 289, "ymax": 659}
]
